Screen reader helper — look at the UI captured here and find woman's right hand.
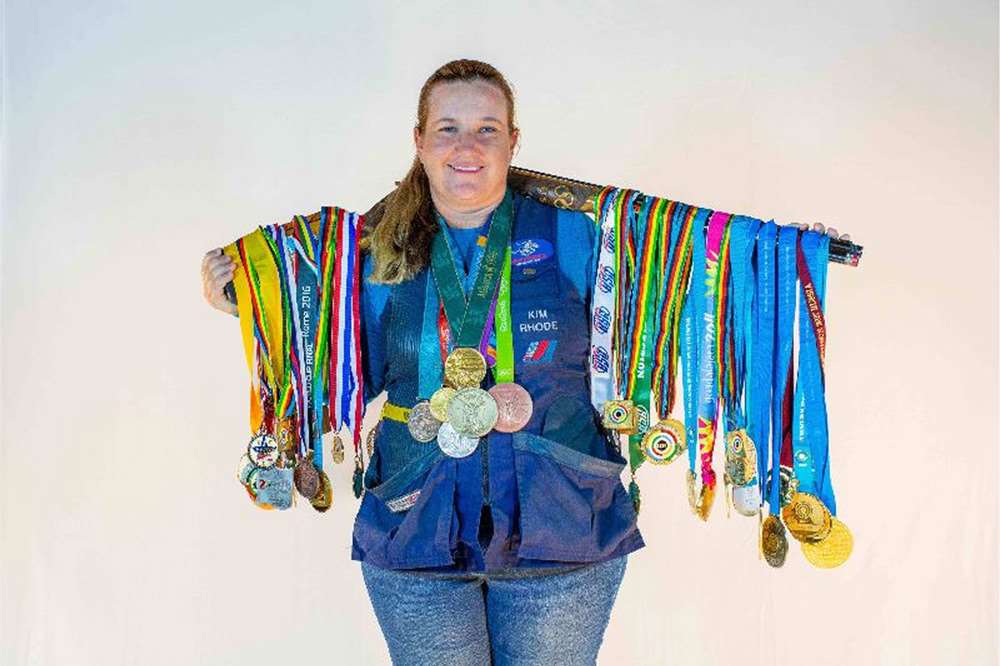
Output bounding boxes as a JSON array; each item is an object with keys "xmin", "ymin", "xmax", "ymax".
[{"xmin": 202, "ymin": 248, "xmax": 238, "ymax": 316}]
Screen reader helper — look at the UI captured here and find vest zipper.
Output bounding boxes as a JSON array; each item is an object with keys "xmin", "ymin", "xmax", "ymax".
[{"xmin": 481, "ymin": 435, "xmax": 491, "ymax": 505}]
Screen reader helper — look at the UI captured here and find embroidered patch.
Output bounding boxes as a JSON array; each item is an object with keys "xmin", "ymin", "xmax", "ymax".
[
  {"xmin": 386, "ymin": 489, "xmax": 421, "ymax": 513},
  {"xmin": 523, "ymin": 339, "xmax": 558, "ymax": 364},
  {"xmin": 511, "ymin": 238, "xmax": 554, "ymax": 266}
]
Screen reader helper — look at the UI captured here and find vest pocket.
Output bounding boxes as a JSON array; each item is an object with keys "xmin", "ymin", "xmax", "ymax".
[
  {"xmin": 512, "ymin": 432, "xmax": 637, "ymax": 562},
  {"xmin": 352, "ymin": 446, "xmax": 456, "ymax": 569}
]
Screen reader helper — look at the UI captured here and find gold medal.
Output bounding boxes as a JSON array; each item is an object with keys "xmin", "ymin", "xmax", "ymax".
[
  {"xmin": 429, "ymin": 387, "xmax": 457, "ymax": 422},
  {"xmin": 724, "ymin": 429, "xmax": 757, "ymax": 486},
  {"xmin": 641, "ymin": 418, "xmax": 686, "ymax": 465},
  {"xmin": 444, "ymin": 347, "xmax": 487, "ymax": 388},
  {"xmin": 760, "ymin": 514, "xmax": 789, "ymax": 568},
  {"xmin": 331, "ymin": 434, "xmax": 345, "ymax": 465},
  {"xmin": 685, "ymin": 469, "xmax": 715, "ymax": 520},
  {"xmin": 781, "ymin": 492, "xmax": 833, "ymax": 543},
  {"xmin": 800, "ymin": 518, "xmax": 853, "ymax": 568},
  {"xmin": 366, "ymin": 426, "xmax": 377, "ymax": 458},
  {"xmin": 310, "ymin": 470, "xmax": 333, "ymax": 512},
  {"xmin": 602, "ymin": 399, "xmax": 637, "ymax": 433}
]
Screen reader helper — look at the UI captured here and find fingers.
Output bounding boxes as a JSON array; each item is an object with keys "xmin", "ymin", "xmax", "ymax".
[
  {"xmin": 202, "ymin": 247, "xmax": 239, "ymax": 316},
  {"xmin": 789, "ymin": 223, "xmax": 850, "ymax": 242}
]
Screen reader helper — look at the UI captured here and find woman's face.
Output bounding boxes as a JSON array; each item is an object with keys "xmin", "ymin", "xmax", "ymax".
[{"xmin": 415, "ymin": 79, "xmax": 518, "ymax": 215}]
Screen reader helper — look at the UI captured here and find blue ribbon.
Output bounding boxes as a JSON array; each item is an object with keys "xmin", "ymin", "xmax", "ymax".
[
  {"xmin": 772, "ymin": 225, "xmax": 798, "ymax": 510},
  {"xmin": 751, "ymin": 222, "xmax": 777, "ymax": 511}
]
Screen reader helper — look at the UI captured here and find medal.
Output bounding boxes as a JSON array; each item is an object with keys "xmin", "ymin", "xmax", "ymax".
[
  {"xmin": 429, "ymin": 387, "xmax": 457, "ymax": 422},
  {"xmin": 800, "ymin": 517, "xmax": 853, "ymax": 568},
  {"xmin": 331, "ymin": 434, "xmax": 345, "ymax": 464},
  {"xmin": 254, "ymin": 466, "xmax": 294, "ymax": 510},
  {"xmin": 293, "ymin": 458, "xmax": 321, "ymax": 500},
  {"xmin": 236, "ymin": 454, "xmax": 257, "ymax": 486},
  {"xmin": 781, "ymin": 491, "xmax": 833, "ymax": 543},
  {"xmin": 732, "ymin": 483, "xmax": 761, "ymax": 517},
  {"xmin": 436, "ymin": 422, "xmax": 479, "ymax": 458},
  {"xmin": 641, "ymin": 418, "xmax": 686, "ymax": 465},
  {"xmin": 406, "ymin": 401, "xmax": 441, "ymax": 443},
  {"xmin": 760, "ymin": 514, "xmax": 788, "ymax": 568},
  {"xmin": 488, "ymin": 382, "xmax": 533, "ymax": 433},
  {"xmin": 366, "ymin": 426, "xmax": 377, "ymax": 457},
  {"xmin": 310, "ymin": 470, "xmax": 333, "ymax": 512},
  {"xmin": 444, "ymin": 347, "xmax": 487, "ymax": 388},
  {"xmin": 602, "ymin": 399, "xmax": 637, "ymax": 433},
  {"xmin": 724, "ymin": 429, "xmax": 757, "ymax": 487},
  {"xmin": 447, "ymin": 388, "xmax": 498, "ymax": 438},
  {"xmin": 247, "ymin": 432, "xmax": 279, "ymax": 468}
]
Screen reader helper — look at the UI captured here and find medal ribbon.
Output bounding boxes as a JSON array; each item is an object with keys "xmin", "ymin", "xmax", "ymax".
[
  {"xmin": 493, "ymin": 247, "xmax": 514, "ymax": 383},
  {"xmin": 794, "ymin": 231, "xmax": 836, "ymax": 512},
  {"xmin": 589, "ymin": 187, "xmax": 620, "ymax": 411},
  {"xmin": 750, "ymin": 222, "xmax": 778, "ymax": 513},
  {"xmin": 625, "ymin": 196, "xmax": 665, "ymax": 473},
  {"xmin": 651, "ymin": 201, "xmax": 690, "ymax": 416},
  {"xmin": 431, "ymin": 189, "xmax": 513, "ymax": 349},
  {"xmin": 721, "ymin": 216, "xmax": 760, "ymax": 428},
  {"xmin": 693, "ymin": 211, "xmax": 731, "ymax": 505},
  {"xmin": 773, "ymin": 226, "xmax": 799, "ymax": 506},
  {"xmin": 684, "ymin": 208, "xmax": 710, "ymax": 476}
]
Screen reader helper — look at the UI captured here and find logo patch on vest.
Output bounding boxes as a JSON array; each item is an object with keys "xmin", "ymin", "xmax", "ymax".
[
  {"xmin": 523, "ymin": 340, "xmax": 557, "ymax": 364},
  {"xmin": 386, "ymin": 489, "xmax": 420, "ymax": 513},
  {"xmin": 511, "ymin": 238, "xmax": 553, "ymax": 267}
]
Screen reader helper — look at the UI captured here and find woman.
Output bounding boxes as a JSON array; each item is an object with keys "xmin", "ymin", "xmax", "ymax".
[
  {"xmin": 204, "ymin": 60, "xmax": 638, "ymax": 665},
  {"xmin": 202, "ymin": 59, "xmax": 843, "ymax": 664}
]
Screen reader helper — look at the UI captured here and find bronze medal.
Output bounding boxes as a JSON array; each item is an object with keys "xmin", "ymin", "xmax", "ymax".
[
  {"xmin": 760, "ymin": 514, "xmax": 789, "ymax": 568},
  {"xmin": 366, "ymin": 426, "xmax": 377, "ymax": 457},
  {"xmin": 724, "ymin": 429, "xmax": 758, "ymax": 486},
  {"xmin": 487, "ymin": 382, "xmax": 533, "ymax": 433},
  {"xmin": 331, "ymin": 434, "xmax": 345, "ymax": 465},
  {"xmin": 447, "ymin": 388, "xmax": 498, "ymax": 437},
  {"xmin": 444, "ymin": 347, "xmax": 487, "ymax": 389},
  {"xmin": 429, "ymin": 387, "xmax": 457, "ymax": 422},
  {"xmin": 801, "ymin": 518, "xmax": 853, "ymax": 568},
  {"xmin": 641, "ymin": 418, "xmax": 686, "ymax": 465},
  {"xmin": 294, "ymin": 457, "xmax": 321, "ymax": 500},
  {"xmin": 782, "ymin": 492, "xmax": 833, "ymax": 543},
  {"xmin": 602, "ymin": 399, "xmax": 637, "ymax": 433},
  {"xmin": 407, "ymin": 401, "xmax": 442, "ymax": 442},
  {"xmin": 310, "ymin": 470, "xmax": 333, "ymax": 512}
]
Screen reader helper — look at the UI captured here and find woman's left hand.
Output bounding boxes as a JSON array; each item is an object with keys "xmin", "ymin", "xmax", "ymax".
[{"xmin": 791, "ymin": 222, "xmax": 851, "ymax": 242}]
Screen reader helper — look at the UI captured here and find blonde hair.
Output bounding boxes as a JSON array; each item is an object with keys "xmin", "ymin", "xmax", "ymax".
[{"xmin": 361, "ymin": 59, "xmax": 518, "ymax": 284}]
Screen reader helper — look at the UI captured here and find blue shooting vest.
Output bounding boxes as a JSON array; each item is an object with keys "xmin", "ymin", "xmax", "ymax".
[{"xmin": 351, "ymin": 194, "xmax": 645, "ymax": 572}]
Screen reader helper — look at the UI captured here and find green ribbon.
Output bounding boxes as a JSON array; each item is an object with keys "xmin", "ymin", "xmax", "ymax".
[
  {"xmin": 493, "ymin": 247, "xmax": 514, "ymax": 383},
  {"xmin": 431, "ymin": 189, "xmax": 514, "ymax": 349}
]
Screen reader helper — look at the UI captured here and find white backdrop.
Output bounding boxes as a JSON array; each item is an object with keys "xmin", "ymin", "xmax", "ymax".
[{"xmin": 2, "ymin": 1, "xmax": 997, "ymax": 664}]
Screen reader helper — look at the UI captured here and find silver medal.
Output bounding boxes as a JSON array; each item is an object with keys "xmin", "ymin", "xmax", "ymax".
[
  {"xmin": 436, "ymin": 422, "xmax": 480, "ymax": 458},
  {"xmin": 407, "ymin": 401, "xmax": 442, "ymax": 443},
  {"xmin": 733, "ymin": 483, "xmax": 762, "ymax": 517},
  {"xmin": 447, "ymin": 388, "xmax": 498, "ymax": 437}
]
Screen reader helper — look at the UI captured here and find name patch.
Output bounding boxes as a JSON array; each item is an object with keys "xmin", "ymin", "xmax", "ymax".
[{"xmin": 386, "ymin": 489, "xmax": 421, "ymax": 513}]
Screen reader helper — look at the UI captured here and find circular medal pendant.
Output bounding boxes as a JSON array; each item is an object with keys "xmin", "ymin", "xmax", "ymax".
[
  {"xmin": 436, "ymin": 422, "xmax": 480, "ymax": 458},
  {"xmin": 447, "ymin": 388, "xmax": 498, "ymax": 437},
  {"xmin": 724, "ymin": 429, "xmax": 757, "ymax": 486},
  {"xmin": 331, "ymin": 435, "xmax": 345, "ymax": 465},
  {"xmin": 800, "ymin": 517, "xmax": 853, "ymax": 568},
  {"xmin": 310, "ymin": 470, "xmax": 333, "ymax": 512},
  {"xmin": 236, "ymin": 453, "xmax": 257, "ymax": 486},
  {"xmin": 782, "ymin": 492, "xmax": 833, "ymax": 543},
  {"xmin": 444, "ymin": 347, "xmax": 487, "ymax": 388},
  {"xmin": 488, "ymin": 383, "xmax": 533, "ymax": 433},
  {"xmin": 254, "ymin": 466, "xmax": 294, "ymax": 510},
  {"xmin": 429, "ymin": 387, "xmax": 457, "ymax": 422},
  {"xmin": 760, "ymin": 514, "xmax": 789, "ymax": 568},
  {"xmin": 732, "ymin": 483, "xmax": 762, "ymax": 516},
  {"xmin": 247, "ymin": 432, "xmax": 280, "ymax": 468},
  {"xmin": 294, "ymin": 458, "xmax": 321, "ymax": 500},
  {"xmin": 641, "ymin": 418, "xmax": 686, "ymax": 465},
  {"xmin": 407, "ymin": 401, "xmax": 442, "ymax": 443}
]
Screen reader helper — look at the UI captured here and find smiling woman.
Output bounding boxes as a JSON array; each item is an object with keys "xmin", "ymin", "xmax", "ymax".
[{"xmin": 201, "ymin": 59, "xmax": 638, "ymax": 665}]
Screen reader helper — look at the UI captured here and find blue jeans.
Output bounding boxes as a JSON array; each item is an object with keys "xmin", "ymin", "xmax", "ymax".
[{"xmin": 361, "ymin": 556, "xmax": 628, "ymax": 665}]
